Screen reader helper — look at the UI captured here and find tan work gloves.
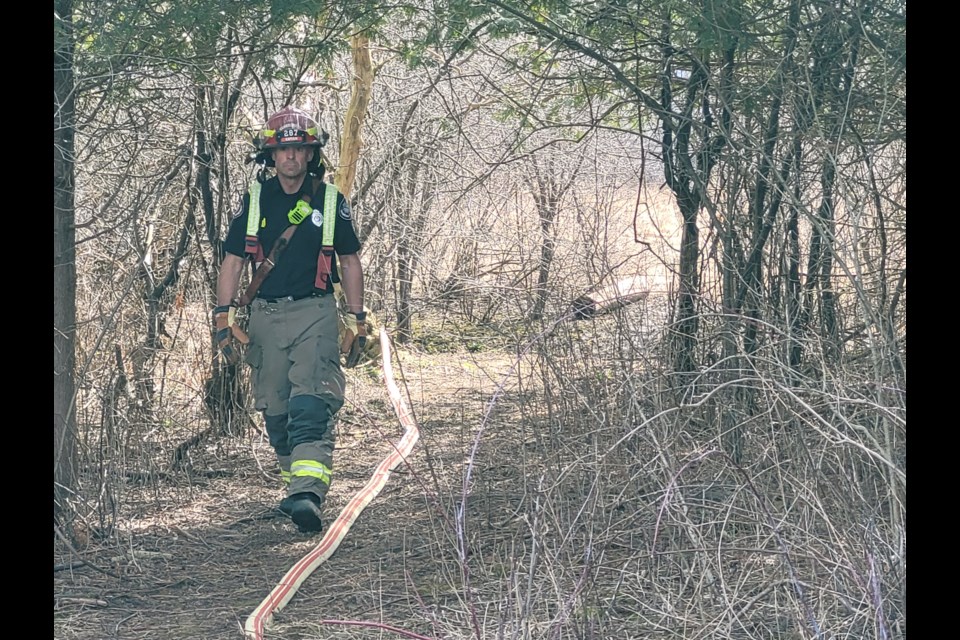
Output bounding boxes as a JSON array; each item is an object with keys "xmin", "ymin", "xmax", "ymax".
[
  {"xmin": 340, "ymin": 309, "xmax": 368, "ymax": 368},
  {"xmin": 213, "ymin": 302, "xmax": 375, "ymax": 369},
  {"xmin": 213, "ymin": 304, "xmax": 250, "ymax": 365}
]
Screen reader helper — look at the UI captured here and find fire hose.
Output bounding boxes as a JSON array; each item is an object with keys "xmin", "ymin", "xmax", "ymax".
[{"xmin": 244, "ymin": 327, "xmax": 421, "ymax": 640}]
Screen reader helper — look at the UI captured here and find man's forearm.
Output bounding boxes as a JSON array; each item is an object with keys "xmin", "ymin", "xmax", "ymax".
[
  {"xmin": 339, "ymin": 253, "xmax": 365, "ymax": 313},
  {"xmin": 217, "ymin": 253, "xmax": 247, "ymax": 306}
]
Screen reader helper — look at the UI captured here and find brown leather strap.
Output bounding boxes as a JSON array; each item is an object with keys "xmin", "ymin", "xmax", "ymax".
[
  {"xmin": 236, "ymin": 176, "xmax": 324, "ymax": 307},
  {"xmin": 237, "ymin": 224, "xmax": 298, "ymax": 306}
]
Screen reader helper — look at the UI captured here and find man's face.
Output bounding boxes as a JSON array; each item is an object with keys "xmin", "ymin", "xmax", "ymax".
[{"xmin": 272, "ymin": 145, "xmax": 314, "ymax": 180}]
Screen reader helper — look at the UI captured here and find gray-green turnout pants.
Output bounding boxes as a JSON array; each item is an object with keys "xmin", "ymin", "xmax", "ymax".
[{"xmin": 245, "ymin": 294, "xmax": 345, "ymax": 505}]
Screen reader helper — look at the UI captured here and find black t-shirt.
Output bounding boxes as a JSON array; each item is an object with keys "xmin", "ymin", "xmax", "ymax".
[{"xmin": 224, "ymin": 176, "xmax": 362, "ymax": 299}]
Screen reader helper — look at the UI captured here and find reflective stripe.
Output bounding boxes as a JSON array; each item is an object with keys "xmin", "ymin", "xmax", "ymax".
[
  {"xmin": 314, "ymin": 184, "xmax": 339, "ymax": 290},
  {"xmin": 245, "ymin": 181, "xmax": 263, "ymax": 258},
  {"xmin": 290, "ymin": 460, "xmax": 332, "ymax": 485},
  {"xmin": 322, "ymin": 184, "xmax": 337, "ymax": 246},
  {"xmin": 280, "ymin": 470, "xmax": 291, "ymax": 484},
  {"xmin": 246, "ymin": 182, "xmax": 263, "ymax": 238}
]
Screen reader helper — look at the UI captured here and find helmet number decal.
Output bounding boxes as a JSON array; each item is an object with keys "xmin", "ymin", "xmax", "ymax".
[{"xmin": 278, "ymin": 127, "xmax": 304, "ymax": 143}]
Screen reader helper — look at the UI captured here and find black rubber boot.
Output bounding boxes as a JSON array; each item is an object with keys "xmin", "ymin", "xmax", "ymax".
[{"xmin": 278, "ymin": 493, "xmax": 324, "ymax": 534}]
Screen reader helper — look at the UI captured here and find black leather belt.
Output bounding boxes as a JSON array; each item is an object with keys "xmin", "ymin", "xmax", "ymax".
[{"xmin": 256, "ymin": 292, "xmax": 325, "ymax": 303}]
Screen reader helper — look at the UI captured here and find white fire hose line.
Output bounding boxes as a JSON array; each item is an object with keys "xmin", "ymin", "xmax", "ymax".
[{"xmin": 245, "ymin": 328, "xmax": 420, "ymax": 640}]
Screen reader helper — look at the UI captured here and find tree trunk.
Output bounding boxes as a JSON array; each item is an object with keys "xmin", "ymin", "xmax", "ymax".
[
  {"xmin": 673, "ymin": 197, "xmax": 700, "ymax": 375},
  {"xmin": 658, "ymin": 9, "xmax": 724, "ymax": 378},
  {"xmin": 192, "ymin": 87, "xmax": 251, "ymax": 445},
  {"xmin": 804, "ymin": 157, "xmax": 839, "ymax": 364},
  {"xmin": 785, "ymin": 187, "xmax": 803, "ymax": 374},
  {"xmin": 54, "ymin": 0, "xmax": 78, "ymax": 528},
  {"xmin": 526, "ymin": 161, "xmax": 570, "ymax": 321},
  {"xmin": 396, "ymin": 243, "xmax": 415, "ymax": 342},
  {"xmin": 335, "ymin": 34, "xmax": 374, "ymax": 199},
  {"xmin": 395, "ymin": 160, "xmax": 428, "ymax": 343},
  {"xmin": 531, "ymin": 205, "xmax": 557, "ymax": 321}
]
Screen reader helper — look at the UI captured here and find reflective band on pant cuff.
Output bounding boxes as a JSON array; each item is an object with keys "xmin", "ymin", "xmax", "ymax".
[{"xmin": 290, "ymin": 461, "xmax": 332, "ymax": 485}]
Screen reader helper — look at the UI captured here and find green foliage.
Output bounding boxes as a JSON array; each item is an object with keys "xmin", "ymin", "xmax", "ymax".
[
  {"xmin": 390, "ymin": 2, "xmax": 491, "ymax": 70},
  {"xmin": 269, "ymin": 0, "xmax": 323, "ymax": 21},
  {"xmin": 694, "ymin": 0, "xmax": 744, "ymax": 52}
]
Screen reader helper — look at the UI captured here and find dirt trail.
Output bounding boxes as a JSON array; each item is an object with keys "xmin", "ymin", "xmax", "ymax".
[{"xmin": 54, "ymin": 344, "xmax": 522, "ymax": 640}]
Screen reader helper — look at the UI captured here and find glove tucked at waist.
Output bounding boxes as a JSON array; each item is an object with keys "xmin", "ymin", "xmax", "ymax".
[{"xmin": 213, "ymin": 304, "xmax": 250, "ymax": 365}]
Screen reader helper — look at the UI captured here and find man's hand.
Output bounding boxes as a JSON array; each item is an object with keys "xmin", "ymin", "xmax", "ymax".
[
  {"xmin": 340, "ymin": 310, "xmax": 367, "ymax": 368},
  {"xmin": 213, "ymin": 304, "xmax": 250, "ymax": 365}
]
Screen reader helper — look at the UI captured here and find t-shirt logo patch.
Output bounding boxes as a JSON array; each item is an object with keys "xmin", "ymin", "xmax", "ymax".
[
  {"xmin": 338, "ymin": 199, "xmax": 352, "ymax": 221},
  {"xmin": 311, "ymin": 209, "xmax": 323, "ymax": 227}
]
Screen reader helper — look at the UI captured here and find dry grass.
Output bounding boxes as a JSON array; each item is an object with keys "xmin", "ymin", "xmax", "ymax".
[{"xmin": 55, "ymin": 297, "xmax": 905, "ymax": 640}]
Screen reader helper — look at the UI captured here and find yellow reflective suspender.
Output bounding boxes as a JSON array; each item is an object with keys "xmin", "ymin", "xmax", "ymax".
[
  {"xmin": 315, "ymin": 184, "xmax": 339, "ymax": 290},
  {"xmin": 244, "ymin": 181, "xmax": 264, "ymax": 261},
  {"xmin": 323, "ymin": 183, "xmax": 337, "ymax": 246}
]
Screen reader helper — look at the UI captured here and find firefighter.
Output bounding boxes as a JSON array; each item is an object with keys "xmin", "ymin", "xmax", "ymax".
[{"xmin": 214, "ymin": 105, "xmax": 366, "ymax": 534}]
